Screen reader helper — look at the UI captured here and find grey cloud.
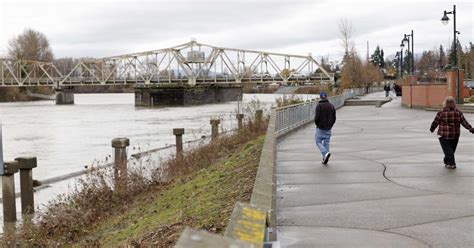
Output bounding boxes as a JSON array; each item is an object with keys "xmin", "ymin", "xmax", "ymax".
[{"xmin": 3, "ymin": 0, "xmax": 472, "ymax": 61}]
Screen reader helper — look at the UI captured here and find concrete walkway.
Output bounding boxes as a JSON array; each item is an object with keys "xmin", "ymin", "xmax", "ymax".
[{"xmin": 276, "ymin": 92, "xmax": 474, "ymax": 247}]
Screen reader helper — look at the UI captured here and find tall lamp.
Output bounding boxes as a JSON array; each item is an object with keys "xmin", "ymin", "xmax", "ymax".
[
  {"xmin": 441, "ymin": 5, "xmax": 461, "ymax": 103},
  {"xmin": 400, "ymin": 42, "xmax": 405, "ymax": 77},
  {"xmin": 402, "ymin": 30, "xmax": 414, "ymax": 74}
]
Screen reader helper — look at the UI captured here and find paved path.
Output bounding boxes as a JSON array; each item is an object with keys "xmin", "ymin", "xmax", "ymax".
[{"xmin": 276, "ymin": 92, "xmax": 474, "ymax": 247}]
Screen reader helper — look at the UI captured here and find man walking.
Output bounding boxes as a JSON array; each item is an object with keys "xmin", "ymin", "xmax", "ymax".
[
  {"xmin": 384, "ymin": 83, "xmax": 390, "ymax": 97},
  {"xmin": 314, "ymin": 92, "xmax": 336, "ymax": 165}
]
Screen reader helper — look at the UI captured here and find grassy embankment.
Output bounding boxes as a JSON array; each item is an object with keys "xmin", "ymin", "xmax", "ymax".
[
  {"xmin": 85, "ymin": 136, "xmax": 264, "ymax": 247},
  {"xmin": 2, "ymin": 119, "xmax": 266, "ymax": 247}
]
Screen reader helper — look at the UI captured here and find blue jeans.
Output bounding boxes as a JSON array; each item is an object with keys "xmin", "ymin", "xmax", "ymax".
[{"xmin": 315, "ymin": 128, "xmax": 331, "ymax": 157}]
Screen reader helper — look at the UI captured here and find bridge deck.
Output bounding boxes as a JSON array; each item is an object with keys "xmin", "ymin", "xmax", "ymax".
[{"xmin": 276, "ymin": 93, "xmax": 474, "ymax": 247}]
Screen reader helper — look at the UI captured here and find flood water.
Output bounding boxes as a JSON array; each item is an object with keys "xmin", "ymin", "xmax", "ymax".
[{"xmin": 0, "ymin": 93, "xmax": 317, "ymax": 182}]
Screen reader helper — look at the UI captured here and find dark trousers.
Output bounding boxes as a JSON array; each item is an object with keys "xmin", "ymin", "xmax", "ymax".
[{"xmin": 438, "ymin": 137, "xmax": 459, "ymax": 165}]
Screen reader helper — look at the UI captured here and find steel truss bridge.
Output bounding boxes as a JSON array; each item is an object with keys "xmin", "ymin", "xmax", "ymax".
[{"xmin": 0, "ymin": 40, "xmax": 334, "ymax": 87}]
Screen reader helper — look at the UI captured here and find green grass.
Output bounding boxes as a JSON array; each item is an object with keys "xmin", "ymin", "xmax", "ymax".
[{"xmin": 76, "ymin": 135, "xmax": 265, "ymax": 247}]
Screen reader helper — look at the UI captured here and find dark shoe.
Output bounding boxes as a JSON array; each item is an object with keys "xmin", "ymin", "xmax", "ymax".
[
  {"xmin": 323, "ymin": 152, "xmax": 331, "ymax": 164},
  {"xmin": 447, "ymin": 165, "xmax": 456, "ymax": 169}
]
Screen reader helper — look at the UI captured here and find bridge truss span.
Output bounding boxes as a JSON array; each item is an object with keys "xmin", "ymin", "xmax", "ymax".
[
  {"xmin": 0, "ymin": 58, "xmax": 62, "ymax": 87},
  {"xmin": 0, "ymin": 41, "xmax": 335, "ymax": 87}
]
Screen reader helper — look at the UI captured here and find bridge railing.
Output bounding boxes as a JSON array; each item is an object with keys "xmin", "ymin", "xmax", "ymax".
[{"xmin": 176, "ymin": 87, "xmax": 379, "ymax": 247}]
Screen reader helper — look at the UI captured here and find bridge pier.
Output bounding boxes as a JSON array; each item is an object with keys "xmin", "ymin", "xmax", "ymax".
[
  {"xmin": 134, "ymin": 83, "xmax": 242, "ymax": 107},
  {"xmin": 55, "ymin": 87, "xmax": 74, "ymax": 105}
]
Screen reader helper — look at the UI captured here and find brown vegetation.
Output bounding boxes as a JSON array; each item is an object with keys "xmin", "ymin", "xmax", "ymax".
[
  {"xmin": 275, "ymin": 95, "xmax": 305, "ymax": 107},
  {"xmin": 0, "ymin": 87, "xmax": 54, "ymax": 102},
  {"xmin": 294, "ymin": 86, "xmax": 322, "ymax": 94},
  {"xmin": 8, "ymin": 28, "xmax": 53, "ymax": 62},
  {"xmin": 242, "ymin": 83, "xmax": 278, "ymax": 94}
]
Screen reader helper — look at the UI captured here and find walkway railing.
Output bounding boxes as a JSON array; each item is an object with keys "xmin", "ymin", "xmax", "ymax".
[
  {"xmin": 275, "ymin": 88, "xmax": 366, "ymax": 135},
  {"xmin": 176, "ymin": 87, "xmax": 378, "ymax": 247}
]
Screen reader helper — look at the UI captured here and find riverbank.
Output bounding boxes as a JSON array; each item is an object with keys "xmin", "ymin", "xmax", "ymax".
[
  {"xmin": 1, "ymin": 120, "xmax": 266, "ymax": 247},
  {"xmin": 0, "ymin": 87, "xmax": 54, "ymax": 102},
  {"xmin": 0, "ymin": 85, "xmax": 135, "ymax": 102}
]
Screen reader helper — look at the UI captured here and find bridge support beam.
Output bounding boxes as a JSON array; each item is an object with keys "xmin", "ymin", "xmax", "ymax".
[
  {"xmin": 134, "ymin": 84, "xmax": 242, "ymax": 107},
  {"xmin": 55, "ymin": 88, "xmax": 74, "ymax": 105}
]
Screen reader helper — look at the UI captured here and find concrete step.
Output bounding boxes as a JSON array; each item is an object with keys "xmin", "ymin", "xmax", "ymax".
[{"xmin": 344, "ymin": 99, "xmax": 390, "ymax": 106}]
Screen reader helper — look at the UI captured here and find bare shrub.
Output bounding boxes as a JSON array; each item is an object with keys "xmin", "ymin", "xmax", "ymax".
[
  {"xmin": 275, "ymin": 95, "xmax": 305, "ymax": 107},
  {"xmin": 294, "ymin": 86, "xmax": 322, "ymax": 94},
  {"xmin": 161, "ymin": 118, "xmax": 268, "ymax": 179}
]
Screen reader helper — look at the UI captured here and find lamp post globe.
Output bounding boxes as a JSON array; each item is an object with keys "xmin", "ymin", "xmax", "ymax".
[
  {"xmin": 441, "ymin": 11, "xmax": 450, "ymax": 25},
  {"xmin": 402, "ymin": 37, "xmax": 409, "ymax": 44}
]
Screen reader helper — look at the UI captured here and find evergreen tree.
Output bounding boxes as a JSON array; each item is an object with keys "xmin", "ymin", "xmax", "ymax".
[
  {"xmin": 459, "ymin": 44, "xmax": 473, "ymax": 78},
  {"xmin": 448, "ymin": 39, "xmax": 462, "ymax": 68},
  {"xmin": 465, "ymin": 42, "xmax": 474, "ymax": 79},
  {"xmin": 380, "ymin": 49, "xmax": 385, "ymax": 68},
  {"xmin": 438, "ymin": 45, "xmax": 446, "ymax": 69},
  {"xmin": 370, "ymin": 45, "xmax": 385, "ymax": 68},
  {"xmin": 404, "ymin": 50, "xmax": 412, "ymax": 73}
]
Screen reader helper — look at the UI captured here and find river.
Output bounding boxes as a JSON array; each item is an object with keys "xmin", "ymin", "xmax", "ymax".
[{"xmin": 0, "ymin": 93, "xmax": 317, "ymax": 182}]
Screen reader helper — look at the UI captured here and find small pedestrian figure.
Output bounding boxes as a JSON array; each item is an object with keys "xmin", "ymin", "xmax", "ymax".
[
  {"xmin": 384, "ymin": 83, "xmax": 390, "ymax": 97},
  {"xmin": 314, "ymin": 92, "xmax": 336, "ymax": 165},
  {"xmin": 430, "ymin": 96, "xmax": 474, "ymax": 169},
  {"xmin": 394, "ymin": 83, "xmax": 402, "ymax": 96}
]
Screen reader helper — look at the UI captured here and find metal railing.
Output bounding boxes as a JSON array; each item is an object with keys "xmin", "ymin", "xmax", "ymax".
[{"xmin": 275, "ymin": 88, "xmax": 366, "ymax": 135}]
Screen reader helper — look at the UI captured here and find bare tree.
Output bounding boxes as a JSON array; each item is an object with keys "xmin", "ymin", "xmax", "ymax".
[
  {"xmin": 53, "ymin": 57, "xmax": 77, "ymax": 75},
  {"xmin": 339, "ymin": 18, "xmax": 354, "ymax": 62},
  {"xmin": 417, "ymin": 50, "xmax": 438, "ymax": 73},
  {"xmin": 8, "ymin": 28, "xmax": 54, "ymax": 62},
  {"xmin": 339, "ymin": 19, "xmax": 364, "ymax": 88}
]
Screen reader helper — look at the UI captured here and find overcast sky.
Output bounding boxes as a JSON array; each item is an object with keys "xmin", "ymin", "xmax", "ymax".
[{"xmin": 0, "ymin": 0, "xmax": 472, "ymax": 62}]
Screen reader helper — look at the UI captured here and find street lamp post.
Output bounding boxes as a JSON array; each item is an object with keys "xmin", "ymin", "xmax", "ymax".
[
  {"xmin": 400, "ymin": 42, "xmax": 405, "ymax": 77},
  {"xmin": 411, "ymin": 30, "xmax": 414, "ymax": 74},
  {"xmin": 402, "ymin": 31, "xmax": 415, "ymax": 74},
  {"xmin": 441, "ymin": 5, "xmax": 461, "ymax": 103},
  {"xmin": 402, "ymin": 35, "xmax": 410, "ymax": 74}
]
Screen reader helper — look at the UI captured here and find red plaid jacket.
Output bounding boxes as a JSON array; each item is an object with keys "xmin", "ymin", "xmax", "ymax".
[{"xmin": 430, "ymin": 108, "xmax": 473, "ymax": 139}]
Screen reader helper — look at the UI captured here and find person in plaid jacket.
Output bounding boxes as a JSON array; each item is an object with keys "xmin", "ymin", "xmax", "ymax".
[{"xmin": 430, "ymin": 96, "xmax": 474, "ymax": 169}]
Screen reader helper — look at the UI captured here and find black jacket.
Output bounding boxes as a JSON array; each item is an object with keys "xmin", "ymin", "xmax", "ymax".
[{"xmin": 314, "ymin": 99, "xmax": 336, "ymax": 130}]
